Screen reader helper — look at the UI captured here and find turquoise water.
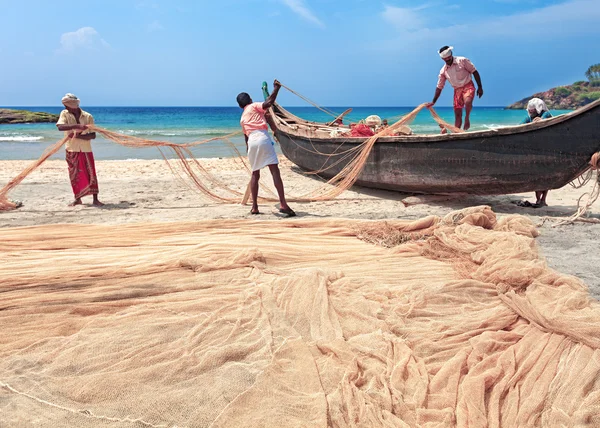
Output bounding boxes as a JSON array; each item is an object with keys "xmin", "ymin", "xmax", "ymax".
[{"xmin": 0, "ymin": 106, "xmax": 572, "ymax": 160}]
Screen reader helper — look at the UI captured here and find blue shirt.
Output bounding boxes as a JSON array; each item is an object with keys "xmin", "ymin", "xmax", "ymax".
[{"xmin": 521, "ymin": 111, "xmax": 552, "ymax": 124}]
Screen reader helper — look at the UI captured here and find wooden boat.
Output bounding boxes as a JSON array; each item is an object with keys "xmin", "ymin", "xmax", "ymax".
[{"xmin": 267, "ymin": 98, "xmax": 600, "ymax": 195}]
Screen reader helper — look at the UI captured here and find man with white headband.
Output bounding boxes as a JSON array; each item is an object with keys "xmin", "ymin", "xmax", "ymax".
[
  {"xmin": 56, "ymin": 93, "xmax": 103, "ymax": 206},
  {"xmin": 426, "ymin": 46, "xmax": 483, "ymax": 131}
]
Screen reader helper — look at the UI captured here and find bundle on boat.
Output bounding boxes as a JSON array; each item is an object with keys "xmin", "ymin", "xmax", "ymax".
[{"xmin": 1, "ymin": 206, "xmax": 599, "ymax": 426}]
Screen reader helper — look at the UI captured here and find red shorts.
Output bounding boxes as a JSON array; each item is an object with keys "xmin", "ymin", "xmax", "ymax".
[{"xmin": 453, "ymin": 81, "xmax": 475, "ymax": 109}]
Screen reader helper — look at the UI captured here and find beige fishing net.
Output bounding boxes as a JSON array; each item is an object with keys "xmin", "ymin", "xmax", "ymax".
[
  {"xmin": 0, "ymin": 104, "xmax": 462, "ymax": 211},
  {"xmin": 1, "ymin": 206, "xmax": 599, "ymax": 427}
]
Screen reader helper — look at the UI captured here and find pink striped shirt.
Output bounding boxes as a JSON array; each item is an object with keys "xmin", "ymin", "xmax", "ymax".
[
  {"xmin": 240, "ymin": 102, "xmax": 268, "ymax": 136},
  {"xmin": 436, "ymin": 56, "xmax": 477, "ymax": 90}
]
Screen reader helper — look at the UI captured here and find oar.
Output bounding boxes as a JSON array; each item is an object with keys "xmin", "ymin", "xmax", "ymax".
[{"xmin": 326, "ymin": 108, "xmax": 352, "ymax": 126}]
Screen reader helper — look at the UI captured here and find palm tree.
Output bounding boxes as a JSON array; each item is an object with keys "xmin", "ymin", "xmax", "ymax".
[{"xmin": 586, "ymin": 64, "xmax": 600, "ymax": 86}]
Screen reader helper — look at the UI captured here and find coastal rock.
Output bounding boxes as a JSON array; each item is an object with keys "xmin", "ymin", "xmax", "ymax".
[
  {"xmin": 0, "ymin": 108, "xmax": 59, "ymax": 124},
  {"xmin": 506, "ymin": 81, "xmax": 600, "ymax": 110}
]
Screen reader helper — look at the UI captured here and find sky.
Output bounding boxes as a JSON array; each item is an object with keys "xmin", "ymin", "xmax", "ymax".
[{"xmin": 0, "ymin": 0, "xmax": 599, "ymax": 107}]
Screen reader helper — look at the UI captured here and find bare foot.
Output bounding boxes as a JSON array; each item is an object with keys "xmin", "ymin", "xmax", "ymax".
[
  {"xmin": 69, "ymin": 199, "xmax": 82, "ymax": 207},
  {"xmin": 93, "ymin": 200, "xmax": 105, "ymax": 207},
  {"xmin": 464, "ymin": 119, "xmax": 470, "ymax": 131}
]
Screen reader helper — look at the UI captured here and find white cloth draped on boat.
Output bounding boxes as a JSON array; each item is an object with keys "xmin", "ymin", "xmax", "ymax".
[{"xmin": 248, "ymin": 130, "xmax": 278, "ymax": 171}]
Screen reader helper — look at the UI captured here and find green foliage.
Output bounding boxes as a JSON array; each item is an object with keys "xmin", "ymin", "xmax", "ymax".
[
  {"xmin": 586, "ymin": 64, "xmax": 600, "ymax": 86},
  {"xmin": 574, "ymin": 80, "xmax": 586, "ymax": 86},
  {"xmin": 554, "ymin": 87, "xmax": 571, "ymax": 97},
  {"xmin": 576, "ymin": 92, "xmax": 600, "ymax": 104}
]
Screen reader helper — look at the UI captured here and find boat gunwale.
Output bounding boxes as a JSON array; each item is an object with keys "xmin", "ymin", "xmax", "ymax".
[{"xmin": 270, "ymin": 99, "xmax": 600, "ymax": 146}]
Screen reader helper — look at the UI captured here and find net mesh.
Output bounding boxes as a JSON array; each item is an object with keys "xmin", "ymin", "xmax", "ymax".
[{"xmin": 1, "ymin": 206, "xmax": 599, "ymax": 427}]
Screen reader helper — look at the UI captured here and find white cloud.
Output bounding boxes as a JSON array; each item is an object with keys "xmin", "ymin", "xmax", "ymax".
[
  {"xmin": 57, "ymin": 27, "xmax": 110, "ymax": 53},
  {"xmin": 281, "ymin": 0, "xmax": 325, "ymax": 28},
  {"xmin": 382, "ymin": 5, "xmax": 425, "ymax": 32},
  {"xmin": 381, "ymin": 0, "xmax": 600, "ymax": 47},
  {"xmin": 148, "ymin": 20, "xmax": 164, "ymax": 32}
]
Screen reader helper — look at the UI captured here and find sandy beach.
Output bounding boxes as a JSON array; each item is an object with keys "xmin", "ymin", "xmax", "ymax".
[{"xmin": 1, "ymin": 157, "xmax": 599, "ymax": 299}]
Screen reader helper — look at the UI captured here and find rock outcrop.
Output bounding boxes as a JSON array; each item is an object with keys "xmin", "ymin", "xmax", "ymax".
[
  {"xmin": 506, "ymin": 81, "xmax": 600, "ymax": 110},
  {"xmin": 0, "ymin": 108, "xmax": 59, "ymax": 124}
]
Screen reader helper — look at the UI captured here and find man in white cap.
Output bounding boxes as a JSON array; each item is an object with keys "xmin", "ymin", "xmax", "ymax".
[
  {"xmin": 426, "ymin": 46, "xmax": 483, "ymax": 131},
  {"xmin": 56, "ymin": 93, "xmax": 103, "ymax": 206}
]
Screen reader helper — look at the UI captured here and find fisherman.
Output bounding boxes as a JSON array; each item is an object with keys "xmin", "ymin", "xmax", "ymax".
[
  {"xmin": 56, "ymin": 93, "xmax": 103, "ymax": 207},
  {"xmin": 522, "ymin": 98, "xmax": 553, "ymax": 207},
  {"xmin": 426, "ymin": 46, "xmax": 483, "ymax": 131},
  {"xmin": 237, "ymin": 80, "xmax": 296, "ymax": 217},
  {"xmin": 521, "ymin": 98, "xmax": 552, "ymax": 124}
]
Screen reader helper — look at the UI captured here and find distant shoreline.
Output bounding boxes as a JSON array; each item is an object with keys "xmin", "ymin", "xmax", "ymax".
[
  {"xmin": 506, "ymin": 81, "xmax": 599, "ymax": 110},
  {"xmin": 0, "ymin": 108, "xmax": 59, "ymax": 125}
]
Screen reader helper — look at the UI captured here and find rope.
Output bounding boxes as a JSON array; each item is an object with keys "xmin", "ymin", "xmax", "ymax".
[
  {"xmin": 0, "ymin": 136, "xmax": 69, "ymax": 210},
  {"xmin": 279, "ymin": 83, "xmax": 340, "ymax": 118},
  {"xmin": 279, "ymin": 83, "xmax": 463, "ymax": 134},
  {"xmin": 552, "ymin": 152, "xmax": 600, "ymax": 226}
]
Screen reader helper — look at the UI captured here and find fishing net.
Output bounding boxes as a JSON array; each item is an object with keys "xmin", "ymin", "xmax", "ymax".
[
  {"xmin": 1, "ymin": 206, "xmax": 599, "ymax": 427},
  {"xmin": 0, "ymin": 103, "xmax": 460, "ymax": 211}
]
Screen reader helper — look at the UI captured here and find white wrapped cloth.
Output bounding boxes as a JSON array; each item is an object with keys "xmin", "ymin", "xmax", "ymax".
[
  {"xmin": 61, "ymin": 93, "xmax": 80, "ymax": 109},
  {"xmin": 365, "ymin": 115, "xmax": 382, "ymax": 127},
  {"xmin": 248, "ymin": 130, "xmax": 278, "ymax": 171},
  {"xmin": 526, "ymin": 98, "xmax": 549, "ymax": 116}
]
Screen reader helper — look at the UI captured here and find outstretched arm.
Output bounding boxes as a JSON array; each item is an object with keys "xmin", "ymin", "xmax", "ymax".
[
  {"xmin": 75, "ymin": 132, "xmax": 96, "ymax": 140},
  {"xmin": 57, "ymin": 123, "xmax": 87, "ymax": 131},
  {"xmin": 426, "ymin": 88, "xmax": 443, "ymax": 108},
  {"xmin": 473, "ymin": 71, "xmax": 483, "ymax": 98},
  {"xmin": 262, "ymin": 80, "xmax": 282, "ymax": 110}
]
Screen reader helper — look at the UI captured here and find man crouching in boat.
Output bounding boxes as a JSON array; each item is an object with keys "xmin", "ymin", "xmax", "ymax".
[
  {"xmin": 237, "ymin": 80, "xmax": 296, "ymax": 217},
  {"xmin": 522, "ymin": 98, "xmax": 553, "ymax": 207},
  {"xmin": 426, "ymin": 46, "xmax": 483, "ymax": 131}
]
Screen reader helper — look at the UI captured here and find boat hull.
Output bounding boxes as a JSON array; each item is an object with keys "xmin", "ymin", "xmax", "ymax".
[{"xmin": 274, "ymin": 102, "xmax": 600, "ymax": 195}]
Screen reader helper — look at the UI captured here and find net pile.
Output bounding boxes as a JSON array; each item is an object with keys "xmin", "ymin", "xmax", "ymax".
[{"xmin": 1, "ymin": 206, "xmax": 599, "ymax": 427}]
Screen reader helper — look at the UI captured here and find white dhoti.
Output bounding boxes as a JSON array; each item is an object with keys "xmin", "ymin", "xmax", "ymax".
[{"xmin": 247, "ymin": 130, "xmax": 278, "ymax": 171}]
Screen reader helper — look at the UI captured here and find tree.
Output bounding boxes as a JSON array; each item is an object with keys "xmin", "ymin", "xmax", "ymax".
[{"xmin": 586, "ymin": 64, "xmax": 600, "ymax": 86}]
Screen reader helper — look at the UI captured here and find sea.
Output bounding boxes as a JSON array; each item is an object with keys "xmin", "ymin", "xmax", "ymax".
[{"xmin": 0, "ymin": 106, "xmax": 572, "ymax": 161}]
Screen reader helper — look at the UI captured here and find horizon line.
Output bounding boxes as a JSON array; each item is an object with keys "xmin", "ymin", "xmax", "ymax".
[{"xmin": 4, "ymin": 105, "xmax": 515, "ymax": 109}]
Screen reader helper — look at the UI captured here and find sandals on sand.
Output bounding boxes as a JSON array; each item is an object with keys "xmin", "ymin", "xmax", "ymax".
[
  {"xmin": 279, "ymin": 207, "xmax": 296, "ymax": 217},
  {"xmin": 249, "ymin": 207, "xmax": 296, "ymax": 217},
  {"xmin": 512, "ymin": 200, "xmax": 547, "ymax": 209}
]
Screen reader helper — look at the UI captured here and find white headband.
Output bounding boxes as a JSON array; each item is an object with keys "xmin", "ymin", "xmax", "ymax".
[
  {"xmin": 439, "ymin": 46, "xmax": 453, "ymax": 59},
  {"xmin": 62, "ymin": 93, "xmax": 80, "ymax": 108}
]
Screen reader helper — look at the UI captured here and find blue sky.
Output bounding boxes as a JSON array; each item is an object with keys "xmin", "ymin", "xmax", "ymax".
[{"xmin": 0, "ymin": 0, "xmax": 598, "ymax": 106}]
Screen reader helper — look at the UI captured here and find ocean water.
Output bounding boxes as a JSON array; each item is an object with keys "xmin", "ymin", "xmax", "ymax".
[{"xmin": 0, "ymin": 106, "xmax": 572, "ymax": 161}]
